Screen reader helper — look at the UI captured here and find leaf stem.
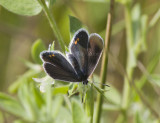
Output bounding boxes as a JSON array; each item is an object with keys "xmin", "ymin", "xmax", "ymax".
[
  {"xmin": 37, "ymin": 0, "xmax": 65, "ymax": 52},
  {"xmin": 121, "ymin": 3, "xmax": 134, "ymax": 122},
  {"xmin": 94, "ymin": 0, "xmax": 115, "ymax": 123}
]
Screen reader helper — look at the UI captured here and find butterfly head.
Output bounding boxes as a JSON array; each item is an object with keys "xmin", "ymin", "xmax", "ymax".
[{"xmin": 82, "ymin": 80, "xmax": 88, "ymax": 85}]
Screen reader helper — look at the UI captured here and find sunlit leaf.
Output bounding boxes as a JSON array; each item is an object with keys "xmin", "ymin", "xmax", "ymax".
[
  {"xmin": 33, "ymin": 76, "xmax": 54, "ymax": 93},
  {"xmin": 65, "ymin": 46, "xmax": 69, "ymax": 52},
  {"xmin": 0, "ymin": 0, "xmax": 42, "ymax": 16},
  {"xmin": 46, "ymin": 0, "xmax": 56, "ymax": 8},
  {"xmin": 50, "ymin": 41, "xmax": 55, "ymax": 51},
  {"xmin": 52, "ymin": 86, "xmax": 69, "ymax": 95}
]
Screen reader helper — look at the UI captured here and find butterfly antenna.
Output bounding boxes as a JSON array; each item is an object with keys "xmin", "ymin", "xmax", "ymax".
[{"xmin": 92, "ymin": 81, "xmax": 110, "ymax": 87}]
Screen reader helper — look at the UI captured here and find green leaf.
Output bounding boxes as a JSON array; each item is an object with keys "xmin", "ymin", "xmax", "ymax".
[
  {"xmin": 69, "ymin": 16, "xmax": 82, "ymax": 37},
  {"xmin": 85, "ymin": 84, "xmax": 94, "ymax": 123},
  {"xmin": 68, "ymin": 83, "xmax": 78, "ymax": 96},
  {"xmin": 31, "ymin": 84, "xmax": 45, "ymax": 108},
  {"xmin": 65, "ymin": 46, "xmax": 69, "ymax": 52},
  {"xmin": 52, "ymin": 96, "xmax": 63, "ymax": 119},
  {"xmin": 52, "ymin": 86, "xmax": 69, "ymax": 95},
  {"xmin": 136, "ymin": 50, "xmax": 160, "ymax": 88},
  {"xmin": 92, "ymin": 84, "xmax": 109, "ymax": 102},
  {"xmin": 112, "ymin": 20, "xmax": 125, "ymax": 36},
  {"xmin": 20, "ymin": 59, "xmax": 42, "ymax": 70},
  {"xmin": 55, "ymin": 106, "xmax": 72, "ymax": 123},
  {"xmin": 31, "ymin": 39, "xmax": 46, "ymax": 64},
  {"xmin": 18, "ymin": 83, "xmax": 37, "ymax": 121},
  {"xmin": 149, "ymin": 8, "xmax": 160, "ymax": 28},
  {"xmin": 50, "ymin": 41, "xmax": 55, "ymax": 51},
  {"xmin": 0, "ymin": 0, "xmax": 42, "ymax": 16},
  {"xmin": 105, "ymin": 86, "xmax": 121, "ymax": 105},
  {"xmin": 44, "ymin": 83, "xmax": 52, "ymax": 116},
  {"xmin": 72, "ymin": 99, "xmax": 89, "ymax": 123},
  {"xmin": 139, "ymin": 15, "xmax": 148, "ymax": 51},
  {"xmin": 135, "ymin": 112, "xmax": 143, "ymax": 123},
  {"xmin": 8, "ymin": 69, "xmax": 41, "ymax": 93},
  {"xmin": 0, "ymin": 92, "xmax": 25, "ymax": 118},
  {"xmin": 132, "ymin": 4, "xmax": 141, "ymax": 43},
  {"xmin": 46, "ymin": 0, "xmax": 56, "ymax": 8},
  {"xmin": 149, "ymin": 74, "xmax": 160, "ymax": 87}
]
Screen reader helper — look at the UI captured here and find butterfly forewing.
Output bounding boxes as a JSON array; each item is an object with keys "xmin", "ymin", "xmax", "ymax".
[
  {"xmin": 43, "ymin": 63, "xmax": 79, "ymax": 82},
  {"xmin": 87, "ymin": 33, "xmax": 104, "ymax": 76},
  {"xmin": 40, "ymin": 51, "xmax": 80, "ymax": 82},
  {"xmin": 69, "ymin": 29, "xmax": 89, "ymax": 76}
]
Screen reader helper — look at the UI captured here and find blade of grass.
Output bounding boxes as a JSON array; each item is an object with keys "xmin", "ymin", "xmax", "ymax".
[
  {"xmin": 94, "ymin": 0, "xmax": 115, "ymax": 122},
  {"xmin": 37, "ymin": 0, "xmax": 65, "ymax": 52}
]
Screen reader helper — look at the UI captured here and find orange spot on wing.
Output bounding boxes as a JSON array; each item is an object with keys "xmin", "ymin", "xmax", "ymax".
[
  {"xmin": 49, "ymin": 55, "xmax": 52, "ymax": 57},
  {"xmin": 75, "ymin": 41, "xmax": 77, "ymax": 45},
  {"xmin": 74, "ymin": 38, "xmax": 79, "ymax": 45},
  {"xmin": 52, "ymin": 54, "xmax": 55, "ymax": 57},
  {"xmin": 77, "ymin": 38, "xmax": 79, "ymax": 41}
]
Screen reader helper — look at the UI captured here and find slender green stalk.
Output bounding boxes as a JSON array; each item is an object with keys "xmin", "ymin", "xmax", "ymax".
[
  {"xmin": 94, "ymin": 0, "xmax": 114, "ymax": 123},
  {"xmin": 37, "ymin": 0, "xmax": 65, "ymax": 52},
  {"xmin": 121, "ymin": 2, "xmax": 134, "ymax": 121}
]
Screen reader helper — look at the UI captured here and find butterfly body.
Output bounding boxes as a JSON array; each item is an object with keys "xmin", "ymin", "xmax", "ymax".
[{"xmin": 40, "ymin": 29, "xmax": 104, "ymax": 85}]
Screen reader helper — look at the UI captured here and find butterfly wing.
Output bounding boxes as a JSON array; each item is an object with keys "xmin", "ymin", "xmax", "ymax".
[
  {"xmin": 69, "ymin": 29, "xmax": 89, "ymax": 76},
  {"xmin": 87, "ymin": 33, "xmax": 104, "ymax": 77},
  {"xmin": 40, "ymin": 51, "xmax": 80, "ymax": 82},
  {"xmin": 66, "ymin": 53, "xmax": 83, "ymax": 79}
]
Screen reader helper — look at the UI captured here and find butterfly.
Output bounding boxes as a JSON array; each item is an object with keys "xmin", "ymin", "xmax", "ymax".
[{"xmin": 40, "ymin": 29, "xmax": 104, "ymax": 85}]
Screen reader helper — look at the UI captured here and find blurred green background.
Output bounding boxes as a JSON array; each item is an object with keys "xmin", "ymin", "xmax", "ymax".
[{"xmin": 0, "ymin": 0, "xmax": 160, "ymax": 123}]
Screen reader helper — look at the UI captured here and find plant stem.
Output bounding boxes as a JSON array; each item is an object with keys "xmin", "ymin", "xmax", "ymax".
[
  {"xmin": 37, "ymin": 0, "xmax": 65, "ymax": 52},
  {"xmin": 94, "ymin": 0, "xmax": 114, "ymax": 123},
  {"xmin": 121, "ymin": 2, "xmax": 134, "ymax": 121}
]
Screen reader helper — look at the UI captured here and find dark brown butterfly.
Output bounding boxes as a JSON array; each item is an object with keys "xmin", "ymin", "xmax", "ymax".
[{"xmin": 40, "ymin": 29, "xmax": 104, "ymax": 85}]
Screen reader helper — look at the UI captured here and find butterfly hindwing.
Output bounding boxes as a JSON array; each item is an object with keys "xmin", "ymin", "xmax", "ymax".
[
  {"xmin": 87, "ymin": 33, "xmax": 104, "ymax": 76},
  {"xmin": 69, "ymin": 29, "xmax": 89, "ymax": 76},
  {"xmin": 40, "ymin": 51, "xmax": 80, "ymax": 82},
  {"xmin": 67, "ymin": 53, "xmax": 83, "ymax": 79}
]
